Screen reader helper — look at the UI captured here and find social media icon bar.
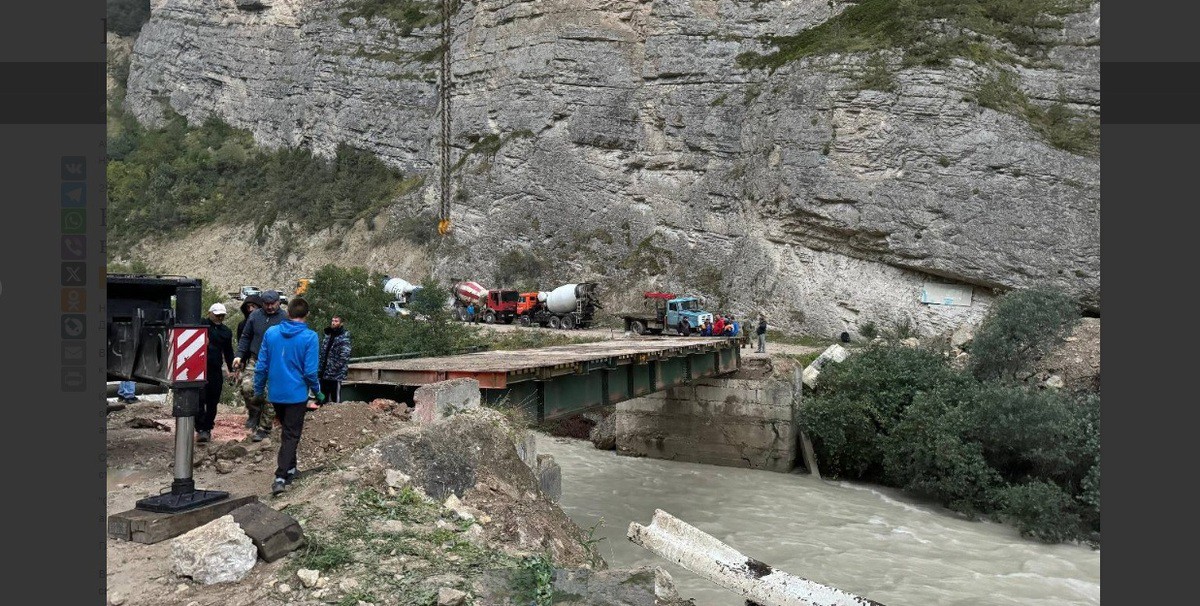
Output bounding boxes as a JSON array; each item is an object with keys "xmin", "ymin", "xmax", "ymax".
[{"xmin": 61, "ymin": 155, "xmax": 88, "ymax": 393}]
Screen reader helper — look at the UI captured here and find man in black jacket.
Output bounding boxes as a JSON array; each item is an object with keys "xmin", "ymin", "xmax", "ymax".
[
  {"xmin": 236, "ymin": 294, "xmax": 264, "ymax": 347},
  {"xmin": 198, "ymin": 303, "xmax": 236, "ymax": 442},
  {"xmin": 235, "ymin": 290, "xmax": 287, "ymax": 441},
  {"xmin": 756, "ymin": 315, "xmax": 768, "ymax": 353},
  {"xmin": 319, "ymin": 316, "xmax": 352, "ymax": 404}
]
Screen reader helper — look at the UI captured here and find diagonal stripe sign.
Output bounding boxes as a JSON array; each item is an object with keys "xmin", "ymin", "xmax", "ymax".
[{"xmin": 171, "ymin": 327, "xmax": 207, "ymax": 382}]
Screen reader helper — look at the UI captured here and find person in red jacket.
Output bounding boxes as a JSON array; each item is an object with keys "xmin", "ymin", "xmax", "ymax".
[{"xmin": 712, "ymin": 315, "xmax": 726, "ymax": 337}]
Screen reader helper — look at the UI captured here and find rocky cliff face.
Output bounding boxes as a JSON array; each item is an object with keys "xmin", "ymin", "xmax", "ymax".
[{"xmin": 123, "ymin": 0, "xmax": 1100, "ymax": 337}]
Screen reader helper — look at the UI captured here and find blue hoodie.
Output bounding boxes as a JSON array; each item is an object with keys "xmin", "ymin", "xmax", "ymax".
[{"xmin": 253, "ymin": 319, "xmax": 321, "ymax": 405}]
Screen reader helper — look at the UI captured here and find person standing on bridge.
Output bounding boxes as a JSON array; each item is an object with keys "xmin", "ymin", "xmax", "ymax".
[
  {"xmin": 318, "ymin": 315, "xmax": 352, "ymax": 405},
  {"xmin": 713, "ymin": 315, "xmax": 726, "ymax": 337},
  {"xmin": 755, "ymin": 315, "xmax": 768, "ymax": 353},
  {"xmin": 235, "ymin": 289, "xmax": 287, "ymax": 441},
  {"xmin": 254, "ymin": 297, "xmax": 323, "ymax": 495},
  {"xmin": 197, "ymin": 303, "xmax": 236, "ymax": 443}
]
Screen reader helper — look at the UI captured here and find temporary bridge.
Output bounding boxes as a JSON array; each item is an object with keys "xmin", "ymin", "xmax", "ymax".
[{"xmin": 342, "ymin": 336, "xmax": 744, "ymax": 421}]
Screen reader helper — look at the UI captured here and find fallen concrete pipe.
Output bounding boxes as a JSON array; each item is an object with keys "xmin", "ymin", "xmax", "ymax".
[{"xmin": 628, "ymin": 509, "xmax": 883, "ymax": 606}]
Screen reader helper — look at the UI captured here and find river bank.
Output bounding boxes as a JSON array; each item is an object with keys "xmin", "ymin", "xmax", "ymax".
[{"xmin": 538, "ymin": 434, "xmax": 1101, "ymax": 606}]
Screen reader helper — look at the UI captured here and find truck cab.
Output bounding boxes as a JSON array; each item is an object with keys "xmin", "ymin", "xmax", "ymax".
[
  {"xmin": 516, "ymin": 292, "xmax": 541, "ymax": 317},
  {"xmin": 482, "ymin": 289, "xmax": 520, "ymax": 323},
  {"xmin": 665, "ymin": 297, "xmax": 713, "ymax": 335}
]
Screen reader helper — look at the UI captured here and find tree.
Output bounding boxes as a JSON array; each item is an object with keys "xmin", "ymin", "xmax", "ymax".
[{"xmin": 968, "ymin": 286, "xmax": 1080, "ymax": 382}]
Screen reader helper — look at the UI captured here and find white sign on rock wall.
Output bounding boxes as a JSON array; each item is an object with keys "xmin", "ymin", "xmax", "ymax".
[{"xmin": 920, "ymin": 282, "xmax": 973, "ymax": 307}]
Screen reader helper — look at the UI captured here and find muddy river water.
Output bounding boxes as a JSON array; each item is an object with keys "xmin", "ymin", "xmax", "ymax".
[{"xmin": 536, "ymin": 436, "xmax": 1100, "ymax": 606}]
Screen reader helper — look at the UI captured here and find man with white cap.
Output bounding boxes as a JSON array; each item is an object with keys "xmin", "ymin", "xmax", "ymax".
[
  {"xmin": 198, "ymin": 302, "xmax": 236, "ymax": 442},
  {"xmin": 236, "ymin": 289, "xmax": 288, "ymax": 441}
]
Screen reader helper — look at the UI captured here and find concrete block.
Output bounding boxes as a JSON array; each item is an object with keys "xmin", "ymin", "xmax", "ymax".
[
  {"xmin": 516, "ymin": 431, "xmax": 537, "ymax": 470},
  {"xmin": 536, "ymin": 454, "xmax": 562, "ymax": 503},
  {"xmin": 413, "ymin": 378, "xmax": 481, "ymax": 425},
  {"xmin": 228, "ymin": 500, "xmax": 305, "ymax": 562}
]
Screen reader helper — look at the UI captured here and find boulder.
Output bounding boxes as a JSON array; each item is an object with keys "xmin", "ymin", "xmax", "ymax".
[
  {"xmin": 589, "ymin": 414, "xmax": 616, "ymax": 450},
  {"xmin": 169, "ymin": 515, "xmax": 257, "ymax": 585},
  {"xmin": 437, "ymin": 587, "xmax": 467, "ymax": 606},
  {"xmin": 951, "ymin": 322, "xmax": 976, "ymax": 349}
]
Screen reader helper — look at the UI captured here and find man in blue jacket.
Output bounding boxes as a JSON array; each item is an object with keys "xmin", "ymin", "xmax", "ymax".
[{"xmin": 253, "ymin": 297, "xmax": 324, "ymax": 495}]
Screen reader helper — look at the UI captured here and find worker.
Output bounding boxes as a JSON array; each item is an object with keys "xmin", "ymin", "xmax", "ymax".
[
  {"xmin": 466, "ymin": 302, "xmax": 475, "ymax": 323},
  {"xmin": 235, "ymin": 289, "xmax": 287, "ymax": 441},
  {"xmin": 198, "ymin": 303, "xmax": 235, "ymax": 443},
  {"xmin": 236, "ymin": 294, "xmax": 264, "ymax": 350},
  {"xmin": 756, "ymin": 315, "xmax": 768, "ymax": 353},
  {"xmin": 713, "ymin": 315, "xmax": 726, "ymax": 337},
  {"xmin": 729, "ymin": 315, "xmax": 740, "ymax": 337},
  {"xmin": 116, "ymin": 380, "xmax": 138, "ymax": 404},
  {"xmin": 253, "ymin": 297, "xmax": 323, "ymax": 495},
  {"xmin": 318, "ymin": 316, "xmax": 352, "ymax": 405}
]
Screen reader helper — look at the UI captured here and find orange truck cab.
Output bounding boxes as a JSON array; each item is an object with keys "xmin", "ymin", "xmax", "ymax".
[{"xmin": 517, "ymin": 292, "xmax": 541, "ymax": 316}]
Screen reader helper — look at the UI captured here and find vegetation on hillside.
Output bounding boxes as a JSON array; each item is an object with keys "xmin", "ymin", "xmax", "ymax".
[
  {"xmin": 106, "ymin": 105, "xmax": 421, "ymax": 252},
  {"xmin": 802, "ymin": 287, "xmax": 1099, "ymax": 545}
]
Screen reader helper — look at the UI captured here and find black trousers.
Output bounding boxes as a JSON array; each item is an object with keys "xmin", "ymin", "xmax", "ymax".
[
  {"xmin": 319, "ymin": 379, "xmax": 342, "ymax": 403},
  {"xmin": 272, "ymin": 403, "xmax": 307, "ymax": 479},
  {"xmin": 198, "ymin": 370, "xmax": 223, "ymax": 431}
]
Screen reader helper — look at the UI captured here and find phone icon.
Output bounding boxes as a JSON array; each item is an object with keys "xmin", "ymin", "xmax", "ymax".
[{"xmin": 62, "ymin": 235, "xmax": 86, "ymax": 260}]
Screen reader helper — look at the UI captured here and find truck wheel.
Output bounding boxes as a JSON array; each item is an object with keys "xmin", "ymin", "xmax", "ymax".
[
  {"xmin": 548, "ymin": 316, "xmax": 562, "ymax": 329},
  {"xmin": 561, "ymin": 315, "xmax": 576, "ymax": 330},
  {"xmin": 518, "ymin": 316, "xmax": 531, "ymax": 327},
  {"xmin": 485, "ymin": 312, "xmax": 496, "ymax": 324},
  {"xmin": 630, "ymin": 320, "xmax": 646, "ymax": 335}
]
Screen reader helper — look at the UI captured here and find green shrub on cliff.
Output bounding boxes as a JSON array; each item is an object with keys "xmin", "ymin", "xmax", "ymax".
[{"xmin": 967, "ymin": 286, "xmax": 1080, "ymax": 382}]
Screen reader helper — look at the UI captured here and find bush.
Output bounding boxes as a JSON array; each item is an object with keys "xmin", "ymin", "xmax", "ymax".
[
  {"xmin": 968, "ymin": 286, "xmax": 1080, "ymax": 382},
  {"xmin": 858, "ymin": 321, "xmax": 878, "ymax": 340},
  {"xmin": 999, "ymin": 481, "xmax": 1084, "ymax": 543}
]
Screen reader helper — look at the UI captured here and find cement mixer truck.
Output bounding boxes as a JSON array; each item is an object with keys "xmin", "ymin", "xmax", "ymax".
[
  {"xmin": 383, "ymin": 277, "xmax": 422, "ymax": 303},
  {"xmin": 451, "ymin": 280, "xmax": 520, "ymax": 324},
  {"xmin": 517, "ymin": 282, "xmax": 600, "ymax": 329}
]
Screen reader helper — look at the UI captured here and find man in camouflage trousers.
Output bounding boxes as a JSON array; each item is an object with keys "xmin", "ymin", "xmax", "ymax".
[{"xmin": 234, "ymin": 289, "xmax": 287, "ymax": 441}]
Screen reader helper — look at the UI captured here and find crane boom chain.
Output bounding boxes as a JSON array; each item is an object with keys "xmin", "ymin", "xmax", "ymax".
[{"xmin": 438, "ymin": 0, "xmax": 453, "ymax": 235}]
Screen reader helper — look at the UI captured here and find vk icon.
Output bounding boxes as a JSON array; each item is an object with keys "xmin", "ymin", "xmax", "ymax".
[{"xmin": 61, "ymin": 156, "xmax": 86, "ymax": 180}]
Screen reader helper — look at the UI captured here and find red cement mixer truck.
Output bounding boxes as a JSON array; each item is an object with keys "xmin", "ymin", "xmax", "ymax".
[{"xmin": 451, "ymin": 280, "xmax": 520, "ymax": 324}]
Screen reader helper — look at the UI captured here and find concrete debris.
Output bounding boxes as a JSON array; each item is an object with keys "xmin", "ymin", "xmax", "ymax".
[
  {"xmin": 628, "ymin": 509, "xmax": 884, "ymax": 606},
  {"xmin": 169, "ymin": 515, "xmax": 257, "ymax": 585},
  {"xmin": 414, "ymin": 378, "xmax": 481, "ymax": 425},
  {"xmin": 802, "ymin": 343, "xmax": 851, "ymax": 388}
]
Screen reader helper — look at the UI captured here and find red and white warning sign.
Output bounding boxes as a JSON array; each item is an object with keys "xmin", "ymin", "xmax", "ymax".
[{"xmin": 170, "ymin": 326, "xmax": 208, "ymax": 383}]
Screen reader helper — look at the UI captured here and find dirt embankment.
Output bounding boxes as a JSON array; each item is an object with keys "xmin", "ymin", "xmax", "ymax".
[{"xmin": 106, "ymin": 399, "xmax": 687, "ymax": 606}]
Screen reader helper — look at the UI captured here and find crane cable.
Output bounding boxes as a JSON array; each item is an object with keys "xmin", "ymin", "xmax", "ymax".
[{"xmin": 437, "ymin": 0, "xmax": 453, "ymax": 236}]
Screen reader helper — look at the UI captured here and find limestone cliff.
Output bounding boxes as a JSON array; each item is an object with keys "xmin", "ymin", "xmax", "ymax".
[{"xmin": 121, "ymin": 0, "xmax": 1101, "ymax": 336}]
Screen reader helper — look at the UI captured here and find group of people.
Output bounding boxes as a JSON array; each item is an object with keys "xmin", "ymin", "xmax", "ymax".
[
  {"xmin": 698, "ymin": 314, "xmax": 741, "ymax": 337},
  {"xmin": 194, "ymin": 289, "xmax": 353, "ymax": 495},
  {"xmin": 696, "ymin": 313, "xmax": 769, "ymax": 354}
]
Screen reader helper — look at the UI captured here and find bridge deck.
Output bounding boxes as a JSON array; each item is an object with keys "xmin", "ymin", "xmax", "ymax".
[{"xmin": 346, "ymin": 336, "xmax": 742, "ymax": 389}]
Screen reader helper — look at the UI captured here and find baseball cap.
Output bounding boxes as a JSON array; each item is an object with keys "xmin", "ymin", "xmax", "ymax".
[
  {"xmin": 208, "ymin": 303, "xmax": 228, "ymax": 315},
  {"xmin": 261, "ymin": 290, "xmax": 281, "ymax": 303}
]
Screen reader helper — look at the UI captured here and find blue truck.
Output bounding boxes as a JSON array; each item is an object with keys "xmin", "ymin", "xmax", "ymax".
[{"xmin": 623, "ymin": 292, "xmax": 714, "ymax": 336}]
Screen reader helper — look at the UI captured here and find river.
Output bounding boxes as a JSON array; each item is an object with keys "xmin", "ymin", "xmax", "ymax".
[{"xmin": 536, "ymin": 435, "xmax": 1100, "ymax": 606}]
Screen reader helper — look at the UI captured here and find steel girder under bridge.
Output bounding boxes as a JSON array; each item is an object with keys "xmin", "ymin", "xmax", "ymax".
[{"xmin": 341, "ymin": 337, "xmax": 744, "ymax": 422}]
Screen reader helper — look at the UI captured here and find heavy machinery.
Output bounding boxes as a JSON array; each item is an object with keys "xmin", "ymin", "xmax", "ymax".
[
  {"xmin": 107, "ymin": 273, "xmax": 229, "ymax": 513},
  {"xmin": 383, "ymin": 277, "xmax": 423, "ymax": 304},
  {"xmin": 450, "ymin": 280, "xmax": 519, "ymax": 324},
  {"xmin": 622, "ymin": 292, "xmax": 714, "ymax": 336},
  {"xmin": 294, "ymin": 278, "xmax": 314, "ymax": 296},
  {"xmin": 517, "ymin": 282, "xmax": 600, "ymax": 329}
]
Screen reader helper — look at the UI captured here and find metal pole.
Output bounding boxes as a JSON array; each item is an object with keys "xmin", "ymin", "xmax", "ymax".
[{"xmin": 170, "ymin": 282, "xmax": 202, "ymax": 495}]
